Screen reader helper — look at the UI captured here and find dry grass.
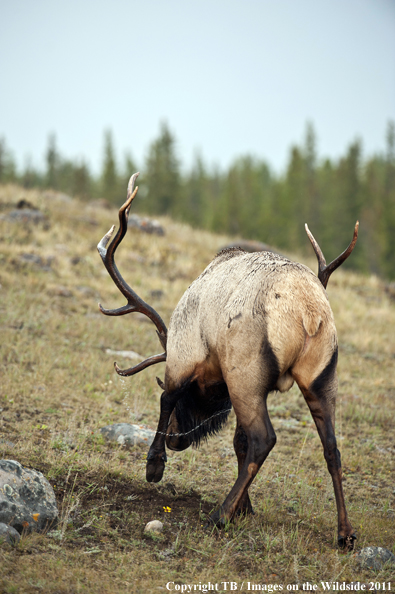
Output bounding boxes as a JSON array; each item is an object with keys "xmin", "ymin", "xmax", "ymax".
[{"xmin": 0, "ymin": 184, "xmax": 394, "ymax": 593}]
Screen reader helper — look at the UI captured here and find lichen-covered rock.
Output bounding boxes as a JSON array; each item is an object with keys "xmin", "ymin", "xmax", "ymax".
[
  {"xmin": 356, "ymin": 546, "xmax": 395, "ymax": 570},
  {"xmin": 0, "ymin": 460, "xmax": 58, "ymax": 534},
  {"xmin": 100, "ymin": 423, "xmax": 155, "ymax": 447},
  {"xmin": 0, "ymin": 522, "xmax": 20, "ymax": 545}
]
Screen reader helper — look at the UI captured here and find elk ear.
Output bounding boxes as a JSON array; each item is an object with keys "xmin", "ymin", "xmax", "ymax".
[{"xmin": 156, "ymin": 377, "xmax": 165, "ymax": 390}]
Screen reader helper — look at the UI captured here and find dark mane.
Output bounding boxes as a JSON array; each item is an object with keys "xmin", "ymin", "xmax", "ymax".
[
  {"xmin": 174, "ymin": 382, "xmax": 232, "ymax": 447},
  {"xmin": 214, "ymin": 246, "xmax": 246, "ymax": 261}
]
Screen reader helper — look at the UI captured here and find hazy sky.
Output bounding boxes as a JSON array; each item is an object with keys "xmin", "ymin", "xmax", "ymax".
[{"xmin": 1, "ymin": 0, "xmax": 394, "ymax": 175}]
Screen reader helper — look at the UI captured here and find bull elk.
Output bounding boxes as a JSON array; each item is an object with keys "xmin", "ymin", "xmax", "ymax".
[{"xmin": 97, "ymin": 173, "xmax": 358, "ymax": 550}]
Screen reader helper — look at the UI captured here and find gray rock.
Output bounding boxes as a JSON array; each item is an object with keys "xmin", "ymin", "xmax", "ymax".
[
  {"xmin": 356, "ymin": 546, "xmax": 395, "ymax": 570},
  {"xmin": 100, "ymin": 423, "xmax": 155, "ymax": 447},
  {"xmin": 0, "ymin": 522, "xmax": 20, "ymax": 546},
  {"xmin": 19, "ymin": 253, "xmax": 53, "ymax": 272},
  {"xmin": 128, "ymin": 214, "xmax": 165, "ymax": 236},
  {"xmin": 0, "ymin": 209, "xmax": 47, "ymax": 225},
  {"xmin": 43, "ymin": 191, "xmax": 73, "ymax": 203},
  {"xmin": 0, "ymin": 440, "xmax": 15, "ymax": 449},
  {"xmin": 0, "ymin": 460, "xmax": 58, "ymax": 534},
  {"xmin": 76, "ymin": 285, "xmax": 99, "ymax": 298}
]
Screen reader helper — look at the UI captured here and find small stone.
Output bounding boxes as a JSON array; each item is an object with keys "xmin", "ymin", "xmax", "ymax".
[
  {"xmin": 144, "ymin": 520, "xmax": 163, "ymax": 533},
  {"xmin": 0, "ymin": 522, "xmax": 20, "ymax": 546},
  {"xmin": 105, "ymin": 349, "xmax": 144, "ymax": 362},
  {"xmin": 356, "ymin": 546, "xmax": 395, "ymax": 570},
  {"xmin": 47, "ymin": 285, "xmax": 73, "ymax": 297}
]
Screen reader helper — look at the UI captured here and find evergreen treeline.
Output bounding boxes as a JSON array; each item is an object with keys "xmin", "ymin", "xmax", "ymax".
[{"xmin": 1, "ymin": 121, "xmax": 394, "ymax": 279}]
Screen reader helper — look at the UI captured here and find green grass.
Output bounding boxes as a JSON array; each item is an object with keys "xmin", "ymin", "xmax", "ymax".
[{"xmin": 0, "ymin": 184, "xmax": 394, "ymax": 593}]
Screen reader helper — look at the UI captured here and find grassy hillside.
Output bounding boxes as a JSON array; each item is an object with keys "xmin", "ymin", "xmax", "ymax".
[{"xmin": 0, "ymin": 184, "xmax": 394, "ymax": 592}]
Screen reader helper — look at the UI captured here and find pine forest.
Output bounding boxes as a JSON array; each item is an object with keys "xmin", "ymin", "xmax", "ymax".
[{"xmin": 1, "ymin": 121, "xmax": 394, "ymax": 279}]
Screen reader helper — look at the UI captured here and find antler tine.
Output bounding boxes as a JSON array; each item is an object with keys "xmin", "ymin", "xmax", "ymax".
[
  {"xmin": 97, "ymin": 172, "xmax": 168, "ymax": 378},
  {"xmin": 305, "ymin": 223, "xmax": 326, "ymax": 269},
  {"xmin": 97, "ymin": 172, "xmax": 140, "ymax": 266},
  {"xmin": 305, "ymin": 221, "xmax": 359, "ymax": 289},
  {"xmin": 103, "ymin": 172, "xmax": 140, "ymax": 262},
  {"xmin": 114, "ymin": 353, "xmax": 167, "ymax": 377}
]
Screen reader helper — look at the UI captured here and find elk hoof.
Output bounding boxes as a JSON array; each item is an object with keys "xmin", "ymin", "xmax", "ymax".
[
  {"xmin": 146, "ymin": 451, "xmax": 167, "ymax": 483},
  {"xmin": 205, "ymin": 508, "xmax": 229, "ymax": 529},
  {"xmin": 235, "ymin": 494, "xmax": 254, "ymax": 516},
  {"xmin": 338, "ymin": 533, "xmax": 357, "ymax": 551},
  {"xmin": 235, "ymin": 504, "xmax": 255, "ymax": 516}
]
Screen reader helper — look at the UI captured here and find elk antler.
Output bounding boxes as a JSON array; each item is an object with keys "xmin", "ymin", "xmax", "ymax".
[
  {"xmin": 305, "ymin": 221, "xmax": 359, "ymax": 289},
  {"xmin": 97, "ymin": 172, "xmax": 167, "ymax": 376}
]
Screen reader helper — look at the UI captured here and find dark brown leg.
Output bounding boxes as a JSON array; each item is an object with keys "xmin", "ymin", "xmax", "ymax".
[
  {"xmin": 210, "ymin": 393, "xmax": 276, "ymax": 526},
  {"xmin": 233, "ymin": 420, "xmax": 254, "ymax": 515},
  {"xmin": 146, "ymin": 390, "xmax": 183, "ymax": 483},
  {"xmin": 165, "ymin": 409, "xmax": 193, "ymax": 452},
  {"xmin": 297, "ymin": 358, "xmax": 356, "ymax": 550}
]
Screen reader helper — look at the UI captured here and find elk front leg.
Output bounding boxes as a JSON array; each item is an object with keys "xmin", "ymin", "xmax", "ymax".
[
  {"xmin": 209, "ymin": 393, "xmax": 276, "ymax": 526},
  {"xmin": 146, "ymin": 390, "xmax": 181, "ymax": 483}
]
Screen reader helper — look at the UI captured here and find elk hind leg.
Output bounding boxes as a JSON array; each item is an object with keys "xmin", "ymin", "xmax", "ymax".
[
  {"xmin": 210, "ymin": 389, "xmax": 276, "ymax": 526},
  {"xmin": 233, "ymin": 420, "xmax": 254, "ymax": 515},
  {"xmin": 296, "ymin": 350, "xmax": 356, "ymax": 550}
]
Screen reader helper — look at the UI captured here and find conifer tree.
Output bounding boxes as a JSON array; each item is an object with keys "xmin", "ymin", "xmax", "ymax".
[
  {"xmin": 145, "ymin": 122, "xmax": 181, "ymax": 216},
  {"xmin": 184, "ymin": 152, "xmax": 209, "ymax": 227},
  {"xmin": 381, "ymin": 121, "xmax": 395, "ymax": 278},
  {"xmin": 101, "ymin": 130, "xmax": 118, "ymax": 203},
  {"xmin": 46, "ymin": 133, "xmax": 59, "ymax": 189},
  {"xmin": 0, "ymin": 122, "xmax": 394, "ymax": 278},
  {"xmin": 22, "ymin": 156, "xmax": 41, "ymax": 188},
  {"xmin": 304, "ymin": 122, "xmax": 320, "ymax": 238},
  {"xmin": 73, "ymin": 161, "xmax": 91, "ymax": 200},
  {"xmin": 0, "ymin": 137, "xmax": 16, "ymax": 183},
  {"xmin": 281, "ymin": 145, "xmax": 305, "ymax": 250},
  {"xmin": 335, "ymin": 139, "xmax": 365, "ymax": 269}
]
